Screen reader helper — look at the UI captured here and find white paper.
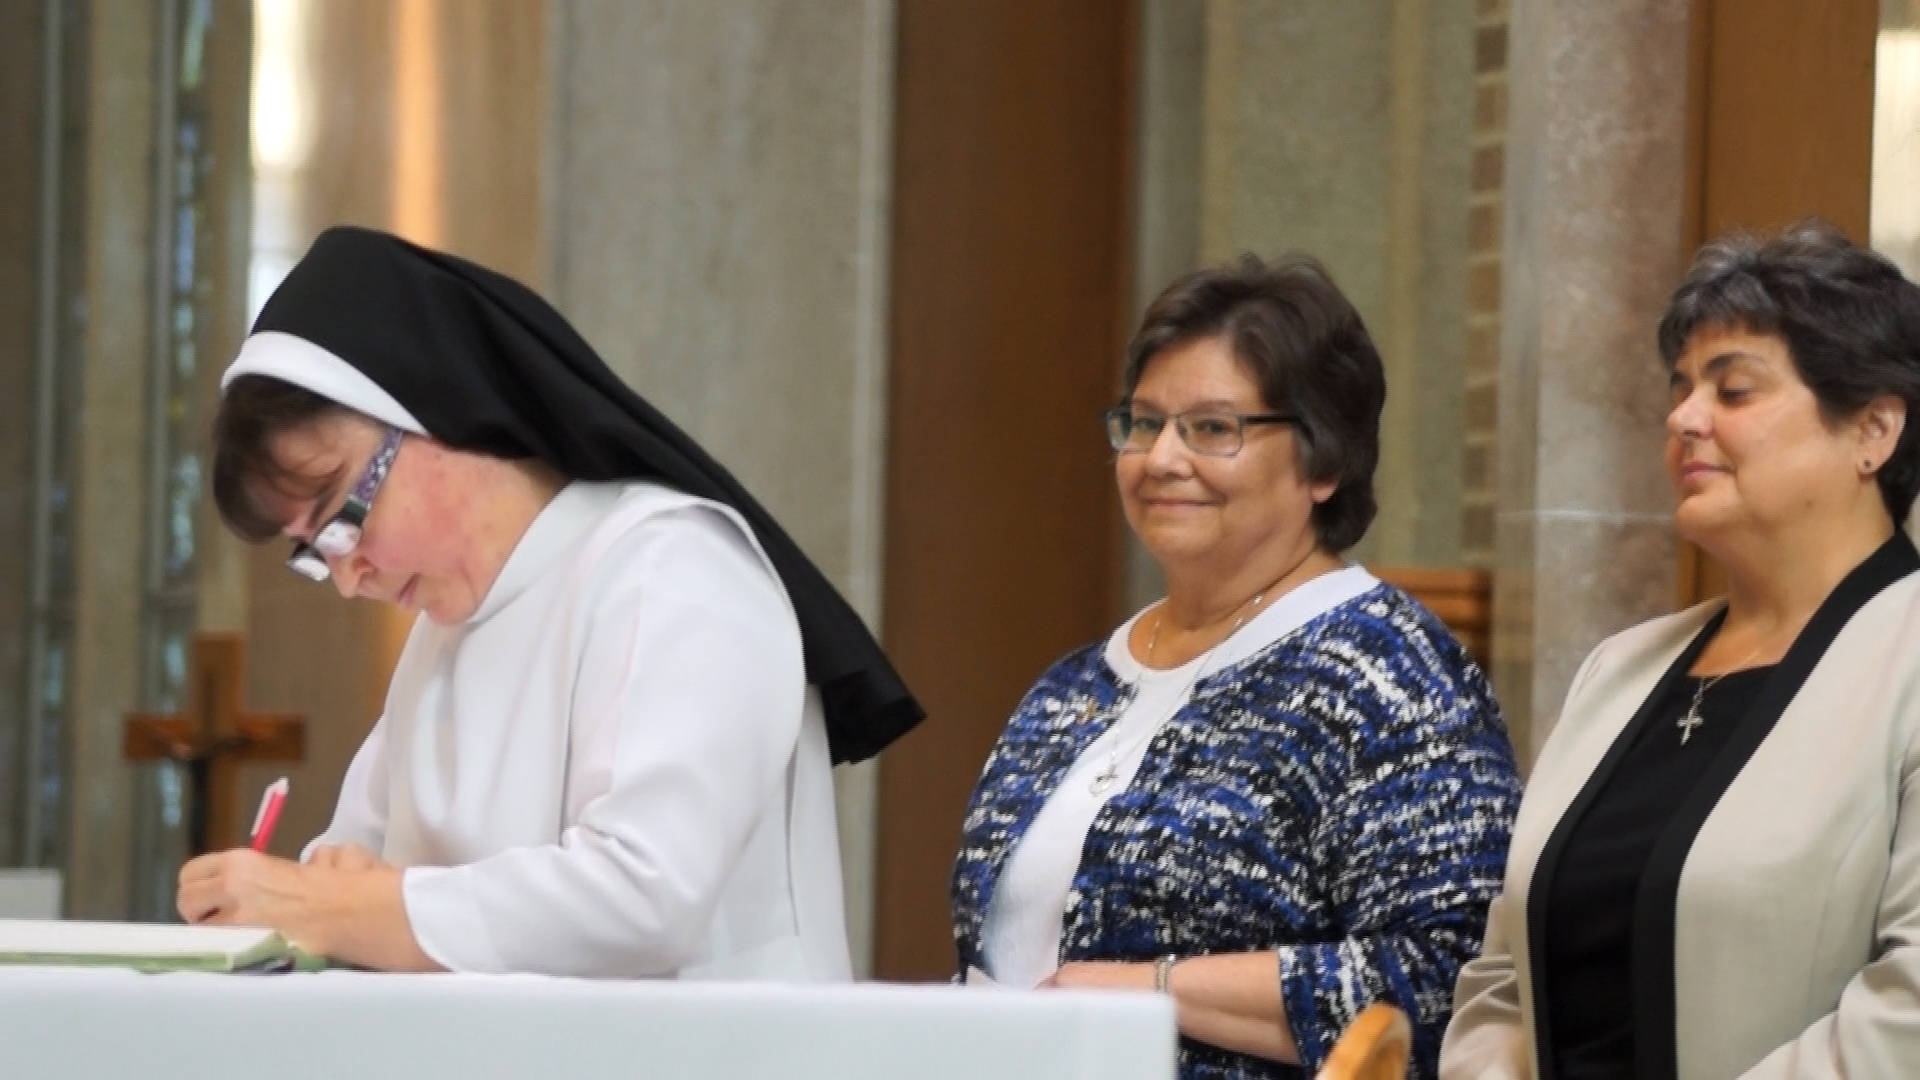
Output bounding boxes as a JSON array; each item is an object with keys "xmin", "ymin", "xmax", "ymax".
[{"xmin": 0, "ymin": 919, "xmax": 278, "ymax": 959}]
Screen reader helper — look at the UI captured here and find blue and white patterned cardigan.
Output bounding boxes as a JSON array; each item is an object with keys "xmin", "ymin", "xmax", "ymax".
[{"xmin": 950, "ymin": 582, "xmax": 1521, "ymax": 1080}]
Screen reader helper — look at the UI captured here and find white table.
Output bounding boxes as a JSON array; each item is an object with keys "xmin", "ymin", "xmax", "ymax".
[{"xmin": 0, "ymin": 968, "xmax": 1176, "ymax": 1079}]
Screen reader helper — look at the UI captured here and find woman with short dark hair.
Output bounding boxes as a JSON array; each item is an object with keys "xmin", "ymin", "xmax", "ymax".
[
  {"xmin": 1443, "ymin": 222, "xmax": 1920, "ymax": 1079},
  {"xmin": 951, "ymin": 254, "xmax": 1522, "ymax": 1080},
  {"xmin": 175, "ymin": 226, "xmax": 922, "ymax": 978}
]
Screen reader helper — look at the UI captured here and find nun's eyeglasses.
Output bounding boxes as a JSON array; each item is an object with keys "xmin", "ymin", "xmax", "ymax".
[{"xmin": 287, "ymin": 426, "xmax": 405, "ymax": 582}]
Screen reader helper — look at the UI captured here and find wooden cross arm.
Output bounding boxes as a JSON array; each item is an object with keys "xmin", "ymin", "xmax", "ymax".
[{"xmin": 123, "ymin": 713, "xmax": 306, "ymax": 763}]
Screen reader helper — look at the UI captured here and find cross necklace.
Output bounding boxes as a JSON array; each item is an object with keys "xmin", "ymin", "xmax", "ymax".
[
  {"xmin": 1677, "ymin": 641, "xmax": 1763, "ymax": 745},
  {"xmin": 1085, "ymin": 588, "xmax": 1270, "ymax": 795}
]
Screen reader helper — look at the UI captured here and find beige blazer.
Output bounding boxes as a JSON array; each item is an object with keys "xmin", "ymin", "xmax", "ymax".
[{"xmin": 1441, "ymin": 559, "xmax": 1920, "ymax": 1079}]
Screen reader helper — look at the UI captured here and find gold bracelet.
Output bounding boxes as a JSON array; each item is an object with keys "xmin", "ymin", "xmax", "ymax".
[{"xmin": 1153, "ymin": 954, "xmax": 1178, "ymax": 994}]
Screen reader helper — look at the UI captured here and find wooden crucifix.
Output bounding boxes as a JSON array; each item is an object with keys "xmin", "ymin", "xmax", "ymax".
[{"xmin": 123, "ymin": 632, "xmax": 306, "ymax": 856}]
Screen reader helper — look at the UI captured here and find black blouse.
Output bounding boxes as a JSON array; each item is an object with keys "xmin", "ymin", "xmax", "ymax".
[
  {"xmin": 1522, "ymin": 533, "xmax": 1919, "ymax": 1080},
  {"xmin": 1541, "ymin": 664, "xmax": 1776, "ymax": 1080}
]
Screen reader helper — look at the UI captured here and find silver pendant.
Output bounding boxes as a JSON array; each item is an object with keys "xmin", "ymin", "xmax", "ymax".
[
  {"xmin": 1677, "ymin": 707, "xmax": 1704, "ymax": 744},
  {"xmin": 1088, "ymin": 770, "xmax": 1117, "ymax": 795},
  {"xmin": 1678, "ymin": 676, "xmax": 1712, "ymax": 745}
]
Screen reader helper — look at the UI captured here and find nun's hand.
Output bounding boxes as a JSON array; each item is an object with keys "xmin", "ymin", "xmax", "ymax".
[
  {"xmin": 177, "ymin": 848, "xmax": 308, "ymax": 927},
  {"xmin": 177, "ymin": 847, "xmax": 441, "ymax": 972},
  {"xmin": 306, "ymin": 842, "xmax": 381, "ymax": 872}
]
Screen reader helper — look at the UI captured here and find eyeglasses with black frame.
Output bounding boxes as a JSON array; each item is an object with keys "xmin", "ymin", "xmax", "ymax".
[
  {"xmin": 1103, "ymin": 406, "xmax": 1295, "ymax": 458},
  {"xmin": 286, "ymin": 425, "xmax": 405, "ymax": 582}
]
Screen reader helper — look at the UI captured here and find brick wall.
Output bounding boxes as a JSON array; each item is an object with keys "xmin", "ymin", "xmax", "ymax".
[{"xmin": 1462, "ymin": 0, "xmax": 1507, "ymax": 566}]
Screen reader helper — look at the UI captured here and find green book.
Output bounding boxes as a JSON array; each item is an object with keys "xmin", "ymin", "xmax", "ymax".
[{"xmin": 0, "ymin": 918, "xmax": 324, "ymax": 973}]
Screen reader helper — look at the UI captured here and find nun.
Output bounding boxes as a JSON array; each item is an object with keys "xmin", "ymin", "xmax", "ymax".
[{"xmin": 174, "ymin": 226, "xmax": 921, "ymax": 979}]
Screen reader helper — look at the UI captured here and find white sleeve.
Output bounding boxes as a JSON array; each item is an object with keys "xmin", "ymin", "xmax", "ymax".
[
  {"xmin": 1734, "ymin": 717, "xmax": 1920, "ymax": 1077},
  {"xmin": 399, "ymin": 505, "xmax": 807, "ymax": 976},
  {"xmin": 300, "ymin": 715, "xmax": 391, "ymax": 861}
]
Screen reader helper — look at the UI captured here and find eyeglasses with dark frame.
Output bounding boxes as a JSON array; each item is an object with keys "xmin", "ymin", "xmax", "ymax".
[
  {"xmin": 286, "ymin": 426, "xmax": 405, "ymax": 582},
  {"xmin": 1103, "ymin": 406, "xmax": 1295, "ymax": 458}
]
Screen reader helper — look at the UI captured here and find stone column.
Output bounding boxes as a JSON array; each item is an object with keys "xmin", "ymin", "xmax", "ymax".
[
  {"xmin": 1494, "ymin": 0, "xmax": 1692, "ymax": 760},
  {"xmin": 64, "ymin": 2, "xmax": 161, "ymax": 917},
  {"xmin": 545, "ymin": 0, "xmax": 896, "ymax": 974}
]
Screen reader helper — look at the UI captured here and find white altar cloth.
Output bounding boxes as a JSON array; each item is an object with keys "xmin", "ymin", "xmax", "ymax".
[{"xmin": 0, "ymin": 968, "xmax": 1176, "ymax": 1079}]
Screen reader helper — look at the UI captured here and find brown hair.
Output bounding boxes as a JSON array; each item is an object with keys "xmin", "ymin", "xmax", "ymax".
[
  {"xmin": 209, "ymin": 375, "xmax": 350, "ymax": 541},
  {"xmin": 1123, "ymin": 253, "xmax": 1386, "ymax": 551},
  {"xmin": 1658, "ymin": 220, "xmax": 1920, "ymax": 523}
]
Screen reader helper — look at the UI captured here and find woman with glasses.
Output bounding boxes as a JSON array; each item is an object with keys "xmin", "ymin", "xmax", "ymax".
[
  {"xmin": 949, "ymin": 254, "xmax": 1521, "ymax": 1080},
  {"xmin": 173, "ymin": 226, "xmax": 922, "ymax": 978}
]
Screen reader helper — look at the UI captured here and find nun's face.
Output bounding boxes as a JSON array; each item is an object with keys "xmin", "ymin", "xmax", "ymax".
[{"xmin": 264, "ymin": 414, "xmax": 513, "ymax": 624}]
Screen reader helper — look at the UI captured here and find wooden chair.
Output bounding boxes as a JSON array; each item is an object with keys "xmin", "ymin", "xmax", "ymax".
[
  {"xmin": 1371, "ymin": 566, "xmax": 1493, "ymax": 663},
  {"xmin": 1314, "ymin": 1003, "xmax": 1413, "ymax": 1080}
]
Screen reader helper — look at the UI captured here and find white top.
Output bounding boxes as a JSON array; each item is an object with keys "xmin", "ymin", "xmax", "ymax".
[
  {"xmin": 977, "ymin": 565, "xmax": 1379, "ymax": 986},
  {"xmin": 980, "ymin": 652, "xmax": 1204, "ymax": 988},
  {"xmin": 308, "ymin": 481, "xmax": 851, "ymax": 980}
]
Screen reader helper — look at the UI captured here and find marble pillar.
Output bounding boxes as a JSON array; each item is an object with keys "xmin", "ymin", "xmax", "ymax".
[
  {"xmin": 545, "ymin": 0, "xmax": 896, "ymax": 974},
  {"xmin": 64, "ymin": 2, "xmax": 161, "ymax": 917},
  {"xmin": 1495, "ymin": 0, "xmax": 1692, "ymax": 760}
]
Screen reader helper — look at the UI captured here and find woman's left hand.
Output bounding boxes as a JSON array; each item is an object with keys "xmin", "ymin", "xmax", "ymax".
[
  {"xmin": 1039, "ymin": 960, "xmax": 1154, "ymax": 991},
  {"xmin": 176, "ymin": 848, "xmax": 441, "ymax": 972}
]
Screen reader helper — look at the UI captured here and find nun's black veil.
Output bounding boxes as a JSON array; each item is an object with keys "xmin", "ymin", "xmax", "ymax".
[{"xmin": 250, "ymin": 226, "xmax": 921, "ymax": 764}]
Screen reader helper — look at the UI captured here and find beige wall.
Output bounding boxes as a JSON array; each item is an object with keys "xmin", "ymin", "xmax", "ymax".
[
  {"xmin": 546, "ymin": 0, "xmax": 896, "ymax": 974},
  {"xmin": 1196, "ymin": 0, "xmax": 1477, "ymax": 572},
  {"xmin": 237, "ymin": 0, "xmax": 551, "ymax": 865},
  {"xmin": 1127, "ymin": 0, "xmax": 1479, "ymax": 609}
]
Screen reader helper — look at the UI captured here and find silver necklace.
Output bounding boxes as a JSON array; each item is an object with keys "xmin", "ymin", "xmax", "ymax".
[
  {"xmin": 1676, "ymin": 643, "xmax": 1762, "ymax": 745},
  {"xmin": 1085, "ymin": 590, "xmax": 1267, "ymax": 795}
]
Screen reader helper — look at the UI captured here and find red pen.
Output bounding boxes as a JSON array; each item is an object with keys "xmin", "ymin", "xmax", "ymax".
[{"xmin": 249, "ymin": 777, "xmax": 290, "ymax": 852}]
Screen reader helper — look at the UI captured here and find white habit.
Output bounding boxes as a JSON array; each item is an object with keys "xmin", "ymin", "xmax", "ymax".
[{"xmin": 308, "ymin": 481, "xmax": 852, "ymax": 980}]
